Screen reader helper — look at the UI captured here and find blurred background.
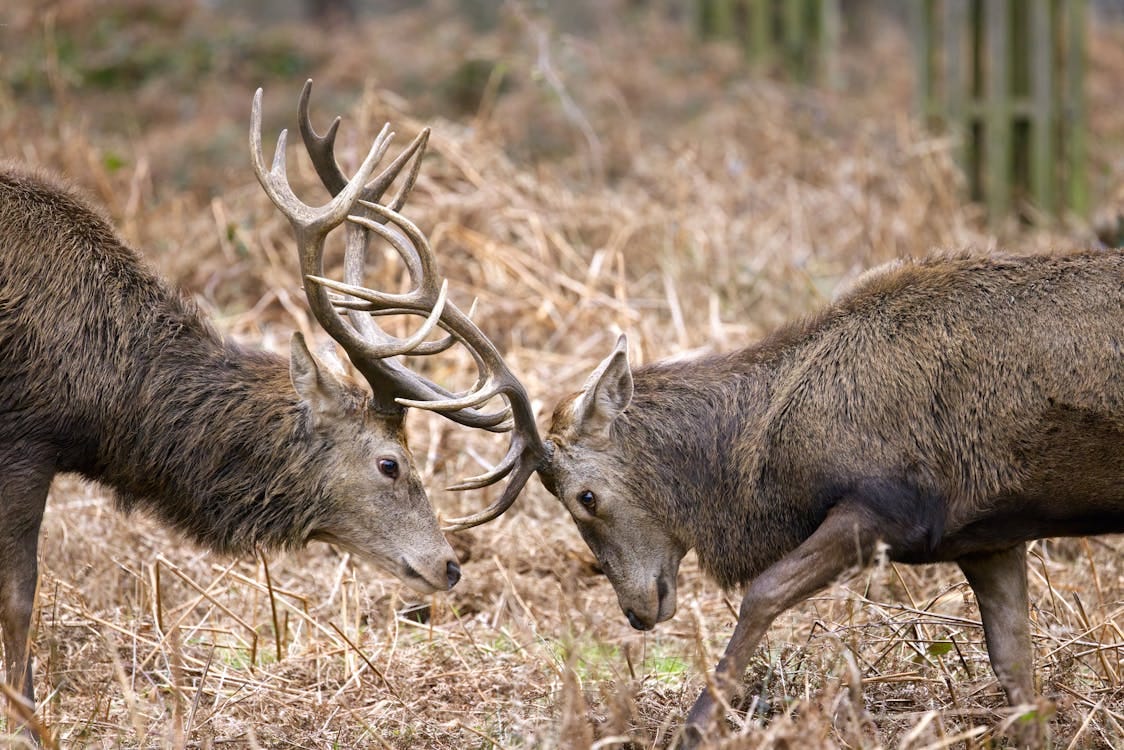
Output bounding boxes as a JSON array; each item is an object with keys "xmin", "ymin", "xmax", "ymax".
[{"xmin": 2, "ymin": 1, "xmax": 1122, "ymax": 748}]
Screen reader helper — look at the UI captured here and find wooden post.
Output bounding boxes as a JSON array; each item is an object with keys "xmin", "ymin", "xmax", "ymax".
[
  {"xmin": 913, "ymin": 0, "xmax": 1088, "ymax": 222},
  {"xmin": 945, "ymin": 0, "xmax": 969, "ymax": 168},
  {"xmin": 783, "ymin": 0, "xmax": 805, "ymax": 79},
  {"xmin": 910, "ymin": 0, "xmax": 933, "ymax": 121},
  {"xmin": 822, "ymin": 0, "xmax": 842, "ymax": 88},
  {"xmin": 1029, "ymin": 0, "xmax": 1054, "ymax": 214},
  {"xmin": 714, "ymin": 0, "xmax": 735, "ymax": 38},
  {"xmin": 698, "ymin": 0, "xmax": 736, "ymax": 38},
  {"xmin": 1065, "ymin": 0, "xmax": 1089, "ymax": 217},
  {"xmin": 747, "ymin": 0, "xmax": 773, "ymax": 66},
  {"xmin": 696, "ymin": 0, "xmax": 836, "ymax": 85},
  {"xmin": 985, "ymin": 0, "xmax": 1011, "ymax": 219}
]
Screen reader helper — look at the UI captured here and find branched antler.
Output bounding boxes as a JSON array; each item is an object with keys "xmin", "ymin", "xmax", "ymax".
[
  {"xmin": 253, "ymin": 81, "xmax": 548, "ymax": 526},
  {"xmin": 311, "ymin": 200, "xmax": 550, "ymax": 530},
  {"xmin": 252, "ymin": 83, "xmax": 509, "ymax": 430}
]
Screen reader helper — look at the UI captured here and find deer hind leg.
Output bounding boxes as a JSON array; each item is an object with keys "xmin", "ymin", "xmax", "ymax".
[
  {"xmin": 958, "ymin": 543, "xmax": 1034, "ymax": 704},
  {"xmin": 958, "ymin": 543, "xmax": 1046, "ymax": 743},
  {"xmin": 0, "ymin": 447, "xmax": 53, "ymax": 739},
  {"xmin": 680, "ymin": 501, "xmax": 881, "ymax": 747}
]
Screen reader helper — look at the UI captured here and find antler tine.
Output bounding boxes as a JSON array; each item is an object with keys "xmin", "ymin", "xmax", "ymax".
[
  {"xmin": 252, "ymin": 86, "xmax": 463, "ymax": 408},
  {"xmin": 308, "ymin": 273, "xmax": 512, "ymax": 428},
  {"xmin": 404, "ymin": 296, "xmax": 480, "ymax": 356},
  {"xmin": 331, "ymin": 127, "xmax": 443, "ymax": 361},
  {"xmin": 298, "ymin": 79, "xmax": 429, "ymax": 350},
  {"xmin": 313, "ymin": 205, "xmax": 513, "ymax": 415},
  {"xmin": 442, "ymin": 458, "xmax": 540, "ymax": 533},
  {"xmin": 447, "ymin": 433, "xmax": 525, "ymax": 490},
  {"xmin": 297, "ymin": 79, "xmax": 347, "ymax": 195},
  {"xmin": 251, "ymin": 88, "xmax": 392, "ymax": 232},
  {"xmin": 327, "ymin": 302, "xmax": 468, "ymax": 356},
  {"xmin": 296, "ymin": 80, "xmax": 444, "ymax": 346},
  {"xmin": 326, "ymin": 300, "xmax": 478, "ymax": 355},
  {"xmin": 350, "ymin": 207, "xmax": 438, "ymax": 295},
  {"xmin": 333, "ymin": 207, "xmax": 513, "ymax": 416},
  {"xmin": 322, "ymin": 283, "xmax": 511, "ymax": 427},
  {"xmin": 298, "ymin": 79, "xmax": 429, "ymax": 214},
  {"xmin": 288, "ymin": 82, "xmax": 516, "ymax": 429},
  {"xmin": 297, "ymin": 78, "xmax": 428, "ymax": 330}
]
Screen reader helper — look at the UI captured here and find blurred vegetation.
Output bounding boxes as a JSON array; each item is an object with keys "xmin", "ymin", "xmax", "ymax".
[{"xmin": 1, "ymin": 1, "xmax": 1122, "ymax": 748}]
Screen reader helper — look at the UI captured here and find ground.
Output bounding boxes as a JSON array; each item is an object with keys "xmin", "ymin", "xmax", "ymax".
[{"xmin": 1, "ymin": 1, "xmax": 1122, "ymax": 747}]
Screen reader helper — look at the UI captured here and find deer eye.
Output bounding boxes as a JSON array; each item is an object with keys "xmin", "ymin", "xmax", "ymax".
[
  {"xmin": 378, "ymin": 458, "xmax": 400, "ymax": 479},
  {"xmin": 577, "ymin": 490, "xmax": 596, "ymax": 513}
]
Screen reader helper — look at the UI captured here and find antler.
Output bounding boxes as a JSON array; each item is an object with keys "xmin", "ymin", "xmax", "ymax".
[
  {"xmin": 312, "ymin": 199, "xmax": 552, "ymax": 530},
  {"xmin": 295, "ymin": 81, "xmax": 462, "ymax": 362},
  {"xmin": 251, "ymin": 83, "xmax": 510, "ymax": 430},
  {"xmin": 253, "ymin": 81, "xmax": 549, "ymax": 528}
]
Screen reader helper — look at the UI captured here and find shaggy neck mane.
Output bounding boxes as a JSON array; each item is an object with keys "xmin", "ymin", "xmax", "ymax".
[
  {"xmin": 96, "ymin": 302, "xmax": 328, "ymax": 556},
  {"xmin": 615, "ymin": 331, "xmax": 822, "ymax": 589},
  {"xmin": 3, "ymin": 165, "xmax": 334, "ymax": 557}
]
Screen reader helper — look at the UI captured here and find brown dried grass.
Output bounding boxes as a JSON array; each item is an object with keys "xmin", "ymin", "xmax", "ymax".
[{"xmin": 1, "ymin": 2, "xmax": 1122, "ymax": 748}]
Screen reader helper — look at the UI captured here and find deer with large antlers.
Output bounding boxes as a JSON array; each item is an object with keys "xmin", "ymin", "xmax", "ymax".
[
  {"xmin": 0, "ymin": 81, "xmax": 509, "ymax": 740},
  {"xmin": 445, "ymin": 248, "xmax": 1124, "ymax": 745}
]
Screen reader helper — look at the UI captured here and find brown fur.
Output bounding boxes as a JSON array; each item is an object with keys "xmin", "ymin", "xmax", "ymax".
[
  {"xmin": 545, "ymin": 248, "xmax": 1124, "ymax": 743},
  {"xmin": 0, "ymin": 163, "xmax": 458, "ymax": 735}
]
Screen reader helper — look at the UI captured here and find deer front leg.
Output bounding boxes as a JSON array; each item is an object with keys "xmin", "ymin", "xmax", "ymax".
[
  {"xmin": 680, "ymin": 502, "xmax": 878, "ymax": 748},
  {"xmin": 958, "ymin": 543, "xmax": 1045, "ymax": 744},
  {"xmin": 0, "ymin": 447, "xmax": 53, "ymax": 741}
]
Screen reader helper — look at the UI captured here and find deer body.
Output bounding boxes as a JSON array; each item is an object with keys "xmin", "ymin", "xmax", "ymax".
[
  {"xmin": 540, "ymin": 249, "xmax": 1124, "ymax": 743},
  {"xmin": 0, "ymin": 162, "xmax": 462, "ymax": 726},
  {"xmin": 0, "ymin": 78, "xmax": 496, "ymax": 737},
  {"xmin": 588, "ymin": 251, "xmax": 1124, "ymax": 581},
  {"xmin": 1, "ymin": 166, "xmax": 325, "ymax": 552}
]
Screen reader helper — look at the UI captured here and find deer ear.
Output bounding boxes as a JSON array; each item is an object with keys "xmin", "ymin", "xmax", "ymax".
[
  {"xmin": 573, "ymin": 334, "xmax": 633, "ymax": 439},
  {"xmin": 290, "ymin": 331, "xmax": 344, "ymax": 417}
]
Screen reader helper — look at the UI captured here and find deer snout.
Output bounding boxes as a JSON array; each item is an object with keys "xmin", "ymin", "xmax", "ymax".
[
  {"xmin": 626, "ymin": 609, "xmax": 654, "ymax": 631},
  {"xmin": 399, "ymin": 544, "xmax": 462, "ymax": 594},
  {"xmin": 619, "ymin": 571, "xmax": 677, "ymax": 631}
]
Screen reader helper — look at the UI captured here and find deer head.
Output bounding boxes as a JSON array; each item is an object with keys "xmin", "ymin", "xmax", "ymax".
[{"xmin": 250, "ymin": 82, "xmax": 521, "ymax": 592}]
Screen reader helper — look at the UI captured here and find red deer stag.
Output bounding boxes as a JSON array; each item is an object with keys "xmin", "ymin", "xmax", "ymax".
[
  {"xmin": 0, "ymin": 81, "xmax": 517, "ymax": 739},
  {"xmin": 435, "ymin": 249, "xmax": 1124, "ymax": 745}
]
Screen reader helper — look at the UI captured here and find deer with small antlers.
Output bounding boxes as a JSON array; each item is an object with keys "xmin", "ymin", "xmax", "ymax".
[
  {"xmin": 442, "ymin": 248, "xmax": 1124, "ymax": 745},
  {"xmin": 0, "ymin": 81, "xmax": 523, "ymax": 740}
]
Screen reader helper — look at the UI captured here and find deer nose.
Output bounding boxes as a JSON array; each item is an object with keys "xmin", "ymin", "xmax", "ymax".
[
  {"xmin": 625, "ymin": 609, "xmax": 652, "ymax": 631},
  {"xmin": 446, "ymin": 560, "xmax": 461, "ymax": 589}
]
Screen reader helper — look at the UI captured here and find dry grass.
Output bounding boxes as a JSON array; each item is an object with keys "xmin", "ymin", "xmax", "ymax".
[{"xmin": 1, "ymin": 1, "xmax": 1123, "ymax": 748}]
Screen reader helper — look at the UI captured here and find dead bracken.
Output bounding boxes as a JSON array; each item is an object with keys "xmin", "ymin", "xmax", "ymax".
[{"xmin": 1, "ymin": 2, "xmax": 1122, "ymax": 749}]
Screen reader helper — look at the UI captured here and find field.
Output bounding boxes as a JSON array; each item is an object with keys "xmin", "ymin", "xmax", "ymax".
[{"xmin": 2, "ymin": 1, "xmax": 1123, "ymax": 748}]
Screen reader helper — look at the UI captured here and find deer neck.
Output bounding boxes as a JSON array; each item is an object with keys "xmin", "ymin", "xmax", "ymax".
[
  {"xmin": 98, "ymin": 325, "xmax": 325, "ymax": 555},
  {"xmin": 626, "ymin": 347, "xmax": 815, "ymax": 588}
]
